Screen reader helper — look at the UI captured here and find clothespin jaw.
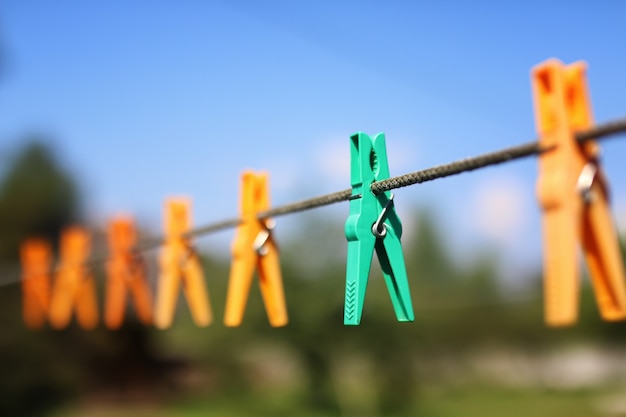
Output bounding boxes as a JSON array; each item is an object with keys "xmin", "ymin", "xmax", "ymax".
[
  {"xmin": 344, "ymin": 132, "xmax": 414, "ymax": 325},
  {"xmin": 109, "ymin": 217, "xmax": 137, "ymax": 254},
  {"xmin": 533, "ymin": 59, "xmax": 626, "ymax": 326},
  {"xmin": 155, "ymin": 198, "xmax": 212, "ymax": 329},
  {"xmin": 48, "ymin": 226, "xmax": 98, "ymax": 330},
  {"xmin": 105, "ymin": 217, "xmax": 153, "ymax": 329},
  {"xmin": 20, "ymin": 238, "xmax": 52, "ymax": 330},
  {"xmin": 224, "ymin": 171, "xmax": 288, "ymax": 327}
]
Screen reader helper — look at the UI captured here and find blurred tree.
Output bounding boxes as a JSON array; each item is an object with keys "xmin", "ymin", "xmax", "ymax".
[
  {"xmin": 0, "ymin": 139, "xmax": 80, "ymax": 260},
  {"xmin": 2, "ymin": 139, "xmax": 624, "ymax": 417},
  {"xmin": 405, "ymin": 211, "xmax": 458, "ymax": 287},
  {"xmin": 0, "ymin": 139, "xmax": 82, "ymax": 416},
  {"xmin": 0, "ymin": 139, "xmax": 186, "ymax": 415}
]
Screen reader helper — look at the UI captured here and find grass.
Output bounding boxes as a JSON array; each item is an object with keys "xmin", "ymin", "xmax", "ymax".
[{"xmin": 49, "ymin": 382, "xmax": 626, "ymax": 417}]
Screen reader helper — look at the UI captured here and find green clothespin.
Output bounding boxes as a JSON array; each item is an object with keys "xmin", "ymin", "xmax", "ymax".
[{"xmin": 344, "ymin": 132, "xmax": 414, "ymax": 325}]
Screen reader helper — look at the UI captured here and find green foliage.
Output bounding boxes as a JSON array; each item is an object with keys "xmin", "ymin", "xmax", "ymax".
[
  {"xmin": 0, "ymin": 139, "xmax": 80, "ymax": 260},
  {"xmin": 2, "ymin": 141, "xmax": 626, "ymax": 416},
  {"xmin": 0, "ymin": 139, "xmax": 82, "ymax": 415}
]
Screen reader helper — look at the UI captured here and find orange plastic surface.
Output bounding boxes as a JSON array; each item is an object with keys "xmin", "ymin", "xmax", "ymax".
[
  {"xmin": 154, "ymin": 198, "xmax": 212, "ymax": 329},
  {"xmin": 532, "ymin": 59, "xmax": 626, "ymax": 326},
  {"xmin": 104, "ymin": 217, "xmax": 153, "ymax": 329},
  {"xmin": 20, "ymin": 238, "xmax": 52, "ymax": 329},
  {"xmin": 224, "ymin": 171, "xmax": 287, "ymax": 327},
  {"xmin": 48, "ymin": 226, "xmax": 98, "ymax": 329}
]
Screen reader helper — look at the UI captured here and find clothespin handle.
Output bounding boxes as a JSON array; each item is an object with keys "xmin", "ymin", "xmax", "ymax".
[
  {"xmin": 533, "ymin": 59, "xmax": 626, "ymax": 325},
  {"xmin": 224, "ymin": 172, "xmax": 288, "ymax": 327},
  {"xmin": 344, "ymin": 132, "xmax": 414, "ymax": 325},
  {"xmin": 48, "ymin": 226, "xmax": 98, "ymax": 329},
  {"xmin": 105, "ymin": 217, "xmax": 153, "ymax": 329},
  {"xmin": 20, "ymin": 238, "xmax": 52, "ymax": 329},
  {"xmin": 155, "ymin": 198, "xmax": 212, "ymax": 329}
]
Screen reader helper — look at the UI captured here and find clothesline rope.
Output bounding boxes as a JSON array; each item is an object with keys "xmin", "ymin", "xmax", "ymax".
[
  {"xmin": 3, "ymin": 116, "xmax": 626, "ymax": 287},
  {"xmin": 179, "ymin": 116, "xmax": 626, "ymax": 241}
]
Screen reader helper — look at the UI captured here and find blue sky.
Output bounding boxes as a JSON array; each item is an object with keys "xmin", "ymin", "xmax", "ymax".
[{"xmin": 1, "ymin": 1, "xmax": 626, "ymax": 282}]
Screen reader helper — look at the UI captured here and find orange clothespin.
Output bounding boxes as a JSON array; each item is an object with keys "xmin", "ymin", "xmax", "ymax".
[
  {"xmin": 20, "ymin": 238, "xmax": 52, "ymax": 329},
  {"xmin": 104, "ymin": 217, "xmax": 153, "ymax": 329},
  {"xmin": 224, "ymin": 171, "xmax": 287, "ymax": 327},
  {"xmin": 48, "ymin": 226, "xmax": 98, "ymax": 329},
  {"xmin": 155, "ymin": 198, "xmax": 212, "ymax": 329},
  {"xmin": 532, "ymin": 59, "xmax": 626, "ymax": 326}
]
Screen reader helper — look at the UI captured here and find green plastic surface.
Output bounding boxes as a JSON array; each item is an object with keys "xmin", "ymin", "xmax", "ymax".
[{"xmin": 344, "ymin": 132, "xmax": 414, "ymax": 325}]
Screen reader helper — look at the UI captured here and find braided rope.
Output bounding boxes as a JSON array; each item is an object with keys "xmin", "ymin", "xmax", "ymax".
[{"xmin": 2, "ymin": 116, "xmax": 626, "ymax": 287}]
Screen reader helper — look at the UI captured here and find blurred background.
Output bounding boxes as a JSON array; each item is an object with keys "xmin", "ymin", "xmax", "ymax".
[{"xmin": 2, "ymin": 1, "xmax": 626, "ymax": 416}]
